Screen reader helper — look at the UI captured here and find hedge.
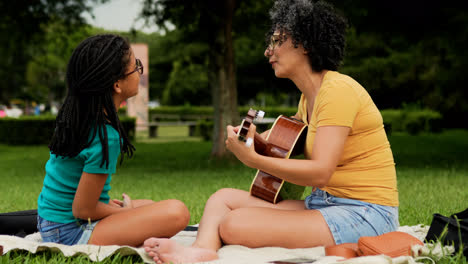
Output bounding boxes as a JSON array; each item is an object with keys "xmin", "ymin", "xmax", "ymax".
[
  {"xmin": 119, "ymin": 106, "xmax": 298, "ymax": 121},
  {"xmin": 0, "ymin": 115, "xmax": 56, "ymax": 145},
  {"xmin": 195, "ymin": 108, "xmax": 443, "ymax": 140},
  {"xmin": 0, "ymin": 116, "xmax": 136, "ymax": 145},
  {"xmin": 381, "ymin": 109, "xmax": 442, "ymax": 135},
  {"xmin": 117, "ymin": 106, "xmax": 443, "ymax": 140}
]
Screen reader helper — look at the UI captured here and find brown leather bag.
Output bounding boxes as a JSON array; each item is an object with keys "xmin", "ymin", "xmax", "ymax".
[
  {"xmin": 325, "ymin": 243, "xmax": 359, "ymax": 259},
  {"xmin": 325, "ymin": 231, "xmax": 424, "ymax": 259}
]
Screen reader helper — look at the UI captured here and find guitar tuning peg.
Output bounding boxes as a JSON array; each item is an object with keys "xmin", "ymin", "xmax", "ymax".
[{"xmin": 256, "ymin": 110, "xmax": 265, "ymax": 121}]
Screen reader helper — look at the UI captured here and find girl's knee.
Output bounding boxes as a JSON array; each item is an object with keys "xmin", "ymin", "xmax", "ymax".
[{"xmin": 161, "ymin": 199, "xmax": 190, "ymax": 228}]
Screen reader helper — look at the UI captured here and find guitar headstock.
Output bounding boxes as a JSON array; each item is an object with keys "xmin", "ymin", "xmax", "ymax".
[{"xmin": 237, "ymin": 108, "xmax": 265, "ymax": 141}]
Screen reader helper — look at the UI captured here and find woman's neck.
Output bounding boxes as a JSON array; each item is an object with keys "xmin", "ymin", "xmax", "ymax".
[{"xmin": 290, "ymin": 68, "xmax": 328, "ymax": 102}]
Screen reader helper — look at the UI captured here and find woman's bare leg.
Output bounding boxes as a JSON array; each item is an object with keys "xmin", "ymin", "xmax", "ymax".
[
  {"xmin": 219, "ymin": 206, "xmax": 334, "ymax": 248},
  {"xmin": 144, "ymin": 188, "xmax": 333, "ymax": 264},
  {"xmin": 88, "ymin": 199, "xmax": 190, "ymax": 246}
]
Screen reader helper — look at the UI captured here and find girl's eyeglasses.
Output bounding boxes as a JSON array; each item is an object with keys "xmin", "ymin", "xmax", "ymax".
[{"xmin": 124, "ymin": 58, "xmax": 144, "ymax": 77}]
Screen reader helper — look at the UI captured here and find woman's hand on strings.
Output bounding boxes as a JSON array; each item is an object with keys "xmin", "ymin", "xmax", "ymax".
[{"xmin": 226, "ymin": 124, "xmax": 258, "ymax": 167}]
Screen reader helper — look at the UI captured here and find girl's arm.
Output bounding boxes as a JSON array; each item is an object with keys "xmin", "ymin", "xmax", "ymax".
[
  {"xmin": 73, "ymin": 172, "xmax": 130, "ymax": 221},
  {"xmin": 225, "ymin": 124, "xmax": 349, "ymax": 188}
]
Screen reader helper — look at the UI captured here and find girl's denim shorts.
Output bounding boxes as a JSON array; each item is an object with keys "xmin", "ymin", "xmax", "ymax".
[
  {"xmin": 37, "ymin": 215, "xmax": 99, "ymax": 245},
  {"xmin": 305, "ymin": 188, "xmax": 399, "ymax": 245}
]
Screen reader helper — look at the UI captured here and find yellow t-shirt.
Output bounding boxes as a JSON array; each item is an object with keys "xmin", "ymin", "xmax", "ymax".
[{"xmin": 297, "ymin": 71, "xmax": 398, "ymax": 206}]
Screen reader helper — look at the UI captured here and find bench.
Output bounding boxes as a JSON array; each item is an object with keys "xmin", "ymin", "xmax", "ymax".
[
  {"xmin": 146, "ymin": 114, "xmax": 276, "ymax": 138},
  {"xmin": 148, "ymin": 121, "xmax": 198, "ymax": 138}
]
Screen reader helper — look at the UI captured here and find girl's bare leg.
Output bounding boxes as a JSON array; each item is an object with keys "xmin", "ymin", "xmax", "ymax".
[
  {"xmin": 144, "ymin": 188, "xmax": 334, "ymax": 264},
  {"xmin": 88, "ymin": 199, "xmax": 190, "ymax": 247}
]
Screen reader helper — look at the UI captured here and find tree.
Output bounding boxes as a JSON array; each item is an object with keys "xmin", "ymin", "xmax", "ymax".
[
  {"xmin": 0, "ymin": 0, "xmax": 107, "ymax": 103},
  {"xmin": 141, "ymin": 0, "xmax": 468, "ymax": 130},
  {"xmin": 26, "ymin": 21, "xmax": 95, "ymax": 105},
  {"xmin": 142, "ymin": 0, "xmax": 243, "ymax": 157},
  {"xmin": 141, "ymin": 0, "xmax": 281, "ymax": 156},
  {"xmin": 332, "ymin": 0, "xmax": 468, "ymax": 127},
  {"xmin": 132, "ymin": 30, "xmax": 211, "ymax": 106}
]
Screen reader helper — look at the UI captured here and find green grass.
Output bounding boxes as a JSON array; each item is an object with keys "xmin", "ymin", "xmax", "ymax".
[
  {"xmin": 390, "ymin": 130, "xmax": 468, "ymax": 226},
  {"xmin": 1, "ymin": 128, "xmax": 467, "ymax": 263}
]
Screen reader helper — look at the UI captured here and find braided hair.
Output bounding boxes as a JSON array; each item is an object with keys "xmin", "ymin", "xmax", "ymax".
[
  {"xmin": 49, "ymin": 34, "xmax": 135, "ymax": 168},
  {"xmin": 267, "ymin": 0, "xmax": 348, "ymax": 71}
]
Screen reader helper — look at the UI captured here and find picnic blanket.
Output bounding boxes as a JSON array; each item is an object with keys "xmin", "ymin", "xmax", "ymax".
[{"xmin": 0, "ymin": 225, "xmax": 449, "ymax": 263}]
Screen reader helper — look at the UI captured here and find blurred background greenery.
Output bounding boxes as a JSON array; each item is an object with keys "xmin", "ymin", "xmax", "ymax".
[
  {"xmin": 1, "ymin": 0, "xmax": 467, "ymax": 126},
  {"xmin": 0, "ymin": 2, "xmax": 467, "ymax": 262}
]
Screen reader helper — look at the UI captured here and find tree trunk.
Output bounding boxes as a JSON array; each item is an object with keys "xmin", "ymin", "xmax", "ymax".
[{"xmin": 210, "ymin": 0, "xmax": 239, "ymax": 157}]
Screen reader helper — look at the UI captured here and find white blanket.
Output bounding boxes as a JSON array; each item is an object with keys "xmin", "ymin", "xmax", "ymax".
[{"xmin": 0, "ymin": 225, "xmax": 445, "ymax": 264}]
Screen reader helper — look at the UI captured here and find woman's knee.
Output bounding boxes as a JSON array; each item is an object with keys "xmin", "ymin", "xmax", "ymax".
[
  {"xmin": 209, "ymin": 188, "xmax": 236, "ymax": 201},
  {"xmin": 219, "ymin": 208, "xmax": 248, "ymax": 245},
  {"xmin": 208, "ymin": 188, "xmax": 248, "ymax": 207}
]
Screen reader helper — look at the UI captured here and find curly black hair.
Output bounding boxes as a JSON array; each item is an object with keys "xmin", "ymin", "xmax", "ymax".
[{"xmin": 267, "ymin": 0, "xmax": 348, "ymax": 71}]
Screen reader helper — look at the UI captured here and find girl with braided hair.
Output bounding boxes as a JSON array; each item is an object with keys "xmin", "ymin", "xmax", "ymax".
[
  {"xmin": 37, "ymin": 34, "xmax": 189, "ymax": 246},
  {"xmin": 144, "ymin": 1, "xmax": 398, "ymax": 263}
]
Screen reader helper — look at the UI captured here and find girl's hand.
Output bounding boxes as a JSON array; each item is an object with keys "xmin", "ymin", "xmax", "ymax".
[
  {"xmin": 121, "ymin": 193, "xmax": 133, "ymax": 209},
  {"xmin": 109, "ymin": 199, "xmax": 123, "ymax": 207},
  {"xmin": 225, "ymin": 124, "xmax": 258, "ymax": 167}
]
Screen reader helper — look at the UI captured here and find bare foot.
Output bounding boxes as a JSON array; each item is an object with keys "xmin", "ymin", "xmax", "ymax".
[{"xmin": 144, "ymin": 238, "xmax": 218, "ymax": 264}]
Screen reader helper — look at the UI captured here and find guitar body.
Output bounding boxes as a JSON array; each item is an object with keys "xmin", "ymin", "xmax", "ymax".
[{"xmin": 249, "ymin": 115, "xmax": 307, "ymax": 204}]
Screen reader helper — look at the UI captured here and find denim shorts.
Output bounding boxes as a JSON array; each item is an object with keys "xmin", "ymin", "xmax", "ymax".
[
  {"xmin": 37, "ymin": 215, "xmax": 99, "ymax": 245},
  {"xmin": 305, "ymin": 188, "xmax": 399, "ymax": 245}
]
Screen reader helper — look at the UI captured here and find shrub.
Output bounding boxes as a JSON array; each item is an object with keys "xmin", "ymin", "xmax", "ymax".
[
  {"xmin": 381, "ymin": 109, "xmax": 442, "ymax": 135},
  {"xmin": 238, "ymin": 106, "xmax": 297, "ymax": 118},
  {"xmin": 0, "ymin": 116, "xmax": 136, "ymax": 145},
  {"xmin": 193, "ymin": 107, "xmax": 444, "ymax": 139},
  {"xmin": 119, "ymin": 117, "xmax": 136, "ymax": 141},
  {"xmin": 120, "ymin": 106, "xmax": 443, "ymax": 136},
  {"xmin": 0, "ymin": 115, "xmax": 55, "ymax": 145},
  {"xmin": 194, "ymin": 119, "xmax": 213, "ymax": 141},
  {"xmin": 194, "ymin": 117, "xmax": 282, "ymax": 142},
  {"xmin": 147, "ymin": 105, "xmax": 297, "ymax": 121}
]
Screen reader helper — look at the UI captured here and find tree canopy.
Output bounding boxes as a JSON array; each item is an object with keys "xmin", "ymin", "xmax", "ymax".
[
  {"xmin": 0, "ymin": 0, "xmax": 107, "ymax": 103},
  {"xmin": 1, "ymin": 0, "xmax": 467, "ymax": 129}
]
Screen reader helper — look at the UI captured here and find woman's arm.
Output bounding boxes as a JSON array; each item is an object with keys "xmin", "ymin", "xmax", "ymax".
[
  {"xmin": 72, "ymin": 172, "xmax": 131, "ymax": 220},
  {"xmin": 226, "ymin": 124, "xmax": 349, "ymax": 187}
]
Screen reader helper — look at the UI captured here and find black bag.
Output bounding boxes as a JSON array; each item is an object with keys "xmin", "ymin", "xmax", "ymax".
[
  {"xmin": 0, "ymin": 209, "xmax": 198, "ymax": 238},
  {"xmin": 0, "ymin": 209, "xmax": 38, "ymax": 237},
  {"xmin": 425, "ymin": 208, "xmax": 468, "ymax": 257}
]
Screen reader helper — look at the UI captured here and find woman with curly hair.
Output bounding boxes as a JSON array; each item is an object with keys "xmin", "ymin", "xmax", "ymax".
[{"xmin": 144, "ymin": 0, "xmax": 399, "ymax": 263}]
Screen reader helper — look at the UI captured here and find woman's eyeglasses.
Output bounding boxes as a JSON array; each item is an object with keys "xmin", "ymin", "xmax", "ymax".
[
  {"xmin": 124, "ymin": 58, "xmax": 144, "ymax": 77},
  {"xmin": 268, "ymin": 33, "xmax": 283, "ymax": 51}
]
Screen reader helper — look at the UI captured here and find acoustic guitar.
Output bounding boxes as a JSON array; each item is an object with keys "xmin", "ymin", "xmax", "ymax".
[{"xmin": 237, "ymin": 109, "xmax": 307, "ymax": 204}]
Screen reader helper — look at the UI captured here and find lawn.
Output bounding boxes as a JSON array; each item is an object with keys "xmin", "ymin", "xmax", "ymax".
[{"xmin": 0, "ymin": 127, "xmax": 467, "ymax": 263}]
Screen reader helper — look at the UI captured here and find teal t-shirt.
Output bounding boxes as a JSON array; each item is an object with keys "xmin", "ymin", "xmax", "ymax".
[{"xmin": 38, "ymin": 125, "xmax": 121, "ymax": 224}]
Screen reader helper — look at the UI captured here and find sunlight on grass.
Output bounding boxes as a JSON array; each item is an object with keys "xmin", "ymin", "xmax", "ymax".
[
  {"xmin": 1, "ymin": 129, "xmax": 467, "ymax": 225},
  {"xmin": 1, "ymin": 129, "xmax": 467, "ymax": 263},
  {"xmin": 135, "ymin": 127, "xmax": 203, "ymax": 143}
]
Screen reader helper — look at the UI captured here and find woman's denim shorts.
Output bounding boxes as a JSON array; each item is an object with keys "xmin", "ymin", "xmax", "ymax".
[
  {"xmin": 37, "ymin": 215, "xmax": 99, "ymax": 245},
  {"xmin": 305, "ymin": 188, "xmax": 399, "ymax": 245}
]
